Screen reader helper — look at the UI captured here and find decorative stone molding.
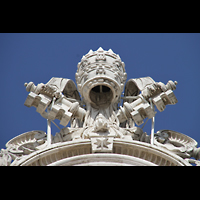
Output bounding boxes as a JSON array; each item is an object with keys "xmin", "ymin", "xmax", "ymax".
[
  {"xmin": 10, "ymin": 139, "xmax": 190, "ymax": 166},
  {"xmin": 154, "ymin": 130, "xmax": 200, "ymax": 159},
  {"xmin": 48, "ymin": 154, "xmax": 157, "ymax": 166},
  {"xmin": 113, "ymin": 139, "xmax": 190, "ymax": 166},
  {"xmin": 1, "ymin": 47, "xmax": 199, "ymax": 166},
  {"xmin": 11, "ymin": 139, "xmax": 91, "ymax": 166},
  {"xmin": 91, "ymin": 137, "xmax": 114, "ymax": 153}
]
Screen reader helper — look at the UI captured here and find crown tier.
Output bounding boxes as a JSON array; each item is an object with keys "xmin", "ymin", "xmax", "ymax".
[{"xmin": 75, "ymin": 47, "xmax": 127, "ymax": 106}]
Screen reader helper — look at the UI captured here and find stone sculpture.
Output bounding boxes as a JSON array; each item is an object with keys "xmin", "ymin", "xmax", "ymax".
[{"xmin": 1, "ymin": 47, "xmax": 200, "ymax": 166}]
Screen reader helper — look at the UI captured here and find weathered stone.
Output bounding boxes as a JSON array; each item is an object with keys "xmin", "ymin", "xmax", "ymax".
[{"xmin": 1, "ymin": 47, "xmax": 199, "ymax": 166}]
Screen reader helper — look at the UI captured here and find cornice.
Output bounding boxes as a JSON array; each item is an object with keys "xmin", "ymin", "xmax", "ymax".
[{"xmin": 11, "ymin": 139, "xmax": 190, "ymax": 166}]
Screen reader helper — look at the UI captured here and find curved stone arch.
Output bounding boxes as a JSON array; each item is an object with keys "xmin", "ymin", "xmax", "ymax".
[
  {"xmin": 11, "ymin": 139, "xmax": 191, "ymax": 166},
  {"xmin": 48, "ymin": 154, "xmax": 157, "ymax": 166},
  {"xmin": 12, "ymin": 140, "xmax": 91, "ymax": 166},
  {"xmin": 113, "ymin": 139, "xmax": 190, "ymax": 166}
]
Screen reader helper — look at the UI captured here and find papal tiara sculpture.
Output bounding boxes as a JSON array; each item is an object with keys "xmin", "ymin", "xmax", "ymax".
[
  {"xmin": 75, "ymin": 47, "xmax": 127, "ymax": 107},
  {"xmin": 1, "ymin": 47, "xmax": 200, "ymax": 166}
]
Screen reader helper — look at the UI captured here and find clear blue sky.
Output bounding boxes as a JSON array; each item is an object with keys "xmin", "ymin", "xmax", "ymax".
[{"xmin": 1, "ymin": 33, "xmax": 200, "ymax": 150}]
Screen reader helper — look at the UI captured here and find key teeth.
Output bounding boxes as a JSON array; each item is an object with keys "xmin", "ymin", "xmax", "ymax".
[{"xmin": 152, "ymin": 89, "xmax": 178, "ymax": 112}]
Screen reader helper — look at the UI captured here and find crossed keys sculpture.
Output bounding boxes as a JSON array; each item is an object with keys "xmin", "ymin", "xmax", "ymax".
[
  {"xmin": 2, "ymin": 47, "xmax": 199, "ymax": 166},
  {"xmin": 24, "ymin": 47, "xmax": 178, "ymax": 146}
]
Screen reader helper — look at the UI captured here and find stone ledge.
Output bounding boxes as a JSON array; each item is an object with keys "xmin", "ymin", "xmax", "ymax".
[
  {"xmin": 11, "ymin": 139, "xmax": 191, "ymax": 166},
  {"xmin": 48, "ymin": 153, "xmax": 157, "ymax": 166}
]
